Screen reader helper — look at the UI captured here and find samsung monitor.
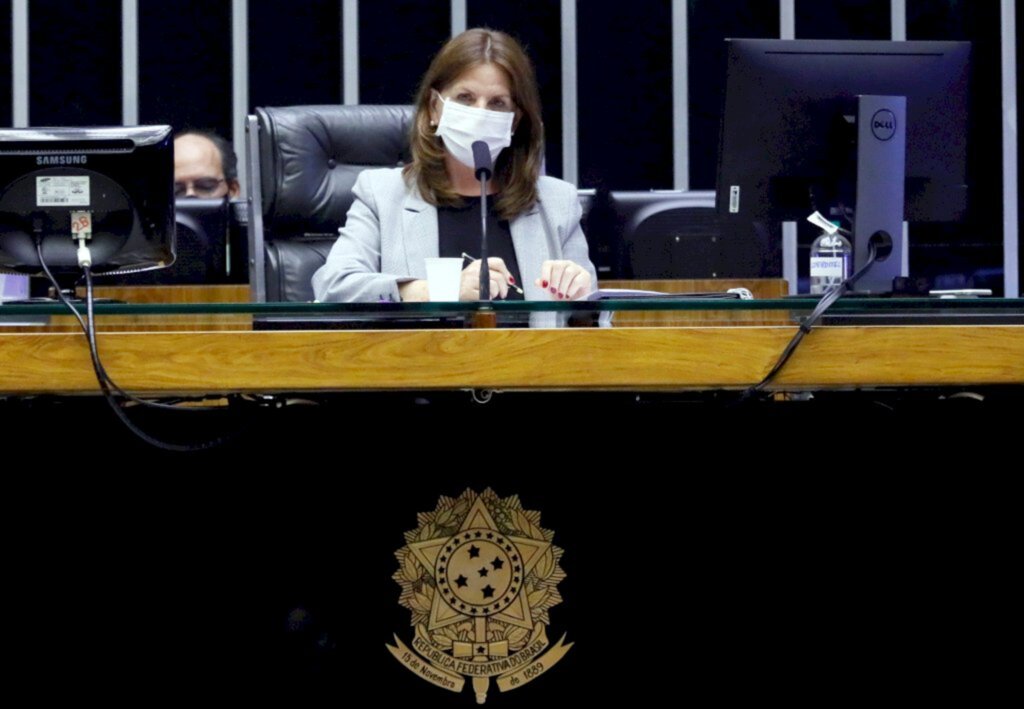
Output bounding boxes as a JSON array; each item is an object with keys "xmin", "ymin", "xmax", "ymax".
[
  {"xmin": 0, "ymin": 125, "xmax": 175, "ymax": 280},
  {"xmin": 716, "ymin": 39, "xmax": 970, "ymax": 292}
]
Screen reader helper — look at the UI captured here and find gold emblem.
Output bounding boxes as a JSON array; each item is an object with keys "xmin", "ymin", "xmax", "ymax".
[{"xmin": 387, "ymin": 489, "xmax": 572, "ymax": 703}]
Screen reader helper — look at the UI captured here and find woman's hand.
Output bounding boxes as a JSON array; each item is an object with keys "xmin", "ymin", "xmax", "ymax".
[
  {"xmin": 461, "ymin": 257, "xmax": 515, "ymax": 301},
  {"xmin": 398, "ymin": 279, "xmax": 430, "ymax": 301},
  {"xmin": 536, "ymin": 260, "xmax": 592, "ymax": 300}
]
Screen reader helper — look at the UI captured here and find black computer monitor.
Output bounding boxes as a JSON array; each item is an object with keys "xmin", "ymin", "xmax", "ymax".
[
  {"xmin": 716, "ymin": 39, "xmax": 970, "ymax": 292},
  {"xmin": 0, "ymin": 125, "xmax": 175, "ymax": 280}
]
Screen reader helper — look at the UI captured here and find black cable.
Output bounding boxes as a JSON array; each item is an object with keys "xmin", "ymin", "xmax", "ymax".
[
  {"xmin": 35, "ymin": 240, "xmax": 213, "ymax": 412},
  {"xmin": 36, "ymin": 239, "xmax": 250, "ymax": 451},
  {"xmin": 741, "ymin": 239, "xmax": 883, "ymax": 401},
  {"xmin": 84, "ymin": 268, "xmax": 246, "ymax": 452}
]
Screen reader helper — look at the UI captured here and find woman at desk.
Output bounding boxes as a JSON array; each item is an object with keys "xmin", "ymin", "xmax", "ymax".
[{"xmin": 312, "ymin": 28, "xmax": 596, "ymax": 303}]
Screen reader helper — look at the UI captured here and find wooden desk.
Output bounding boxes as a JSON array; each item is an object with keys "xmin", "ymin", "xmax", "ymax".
[{"xmin": 2, "ymin": 323, "xmax": 1022, "ymax": 396}]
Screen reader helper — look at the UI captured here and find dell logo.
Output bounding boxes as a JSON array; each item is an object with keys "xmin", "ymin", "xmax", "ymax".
[
  {"xmin": 870, "ymin": 110, "xmax": 897, "ymax": 141},
  {"xmin": 36, "ymin": 155, "xmax": 88, "ymax": 165}
]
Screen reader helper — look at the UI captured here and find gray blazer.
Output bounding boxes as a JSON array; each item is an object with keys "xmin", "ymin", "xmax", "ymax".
[{"xmin": 311, "ymin": 167, "xmax": 597, "ymax": 303}]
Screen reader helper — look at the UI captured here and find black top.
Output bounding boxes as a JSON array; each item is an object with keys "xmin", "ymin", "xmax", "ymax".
[{"xmin": 437, "ymin": 196, "xmax": 524, "ymax": 300}]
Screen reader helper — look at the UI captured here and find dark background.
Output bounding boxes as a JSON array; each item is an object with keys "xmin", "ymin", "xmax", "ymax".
[{"xmin": 1, "ymin": 0, "xmax": 1019, "ymax": 293}]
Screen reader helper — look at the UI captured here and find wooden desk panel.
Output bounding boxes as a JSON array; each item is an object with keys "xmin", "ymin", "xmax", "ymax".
[
  {"xmin": 90, "ymin": 284, "xmax": 250, "ymax": 303},
  {"xmin": 2, "ymin": 325, "xmax": 1022, "ymax": 395}
]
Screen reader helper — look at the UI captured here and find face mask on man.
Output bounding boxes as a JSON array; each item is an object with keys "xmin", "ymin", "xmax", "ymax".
[{"xmin": 434, "ymin": 93, "xmax": 514, "ymax": 170}]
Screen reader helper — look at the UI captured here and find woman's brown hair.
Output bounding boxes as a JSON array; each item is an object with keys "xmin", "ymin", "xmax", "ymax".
[{"xmin": 405, "ymin": 28, "xmax": 544, "ymax": 220}]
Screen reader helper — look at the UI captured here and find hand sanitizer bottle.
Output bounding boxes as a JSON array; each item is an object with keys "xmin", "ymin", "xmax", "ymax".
[{"xmin": 809, "ymin": 221, "xmax": 852, "ymax": 294}]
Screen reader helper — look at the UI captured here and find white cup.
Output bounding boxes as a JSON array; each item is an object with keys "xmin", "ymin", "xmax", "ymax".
[{"xmin": 424, "ymin": 257, "xmax": 463, "ymax": 301}]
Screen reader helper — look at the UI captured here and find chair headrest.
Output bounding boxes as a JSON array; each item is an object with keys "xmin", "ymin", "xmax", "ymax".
[{"xmin": 256, "ymin": 105, "xmax": 414, "ymax": 233}]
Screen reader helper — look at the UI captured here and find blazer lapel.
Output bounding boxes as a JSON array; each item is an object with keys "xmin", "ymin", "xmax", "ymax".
[
  {"xmin": 510, "ymin": 203, "xmax": 546, "ymax": 300},
  {"xmin": 400, "ymin": 189, "xmax": 438, "ymax": 279}
]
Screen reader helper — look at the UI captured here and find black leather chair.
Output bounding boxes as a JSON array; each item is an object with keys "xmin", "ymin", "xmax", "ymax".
[
  {"xmin": 613, "ymin": 191, "xmax": 719, "ymax": 278},
  {"xmin": 613, "ymin": 190, "xmax": 782, "ymax": 279},
  {"xmin": 245, "ymin": 105, "xmax": 414, "ymax": 302}
]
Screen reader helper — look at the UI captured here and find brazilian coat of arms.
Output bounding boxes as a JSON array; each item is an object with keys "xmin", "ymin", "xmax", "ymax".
[{"xmin": 387, "ymin": 489, "xmax": 572, "ymax": 703}]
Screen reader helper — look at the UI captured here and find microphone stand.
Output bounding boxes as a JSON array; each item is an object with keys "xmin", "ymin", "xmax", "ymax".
[
  {"xmin": 472, "ymin": 141, "xmax": 496, "ymax": 328},
  {"xmin": 478, "ymin": 171, "xmax": 490, "ymax": 302}
]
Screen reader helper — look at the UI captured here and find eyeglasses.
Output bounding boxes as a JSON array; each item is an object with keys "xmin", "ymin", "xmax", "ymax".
[{"xmin": 174, "ymin": 178, "xmax": 226, "ymax": 198}]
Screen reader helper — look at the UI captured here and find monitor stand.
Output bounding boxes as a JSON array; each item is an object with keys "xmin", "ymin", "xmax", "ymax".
[{"xmin": 853, "ymin": 94, "xmax": 907, "ymax": 293}]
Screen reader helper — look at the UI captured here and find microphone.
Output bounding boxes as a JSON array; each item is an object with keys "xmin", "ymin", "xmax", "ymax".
[
  {"xmin": 472, "ymin": 141, "xmax": 492, "ymax": 300},
  {"xmin": 472, "ymin": 141, "xmax": 492, "ymax": 180}
]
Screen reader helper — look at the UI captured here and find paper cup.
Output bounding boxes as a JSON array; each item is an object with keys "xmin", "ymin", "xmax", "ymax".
[{"xmin": 424, "ymin": 257, "xmax": 463, "ymax": 301}]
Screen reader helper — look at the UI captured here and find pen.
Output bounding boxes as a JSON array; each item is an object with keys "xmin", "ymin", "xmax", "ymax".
[{"xmin": 460, "ymin": 252, "xmax": 524, "ymax": 294}]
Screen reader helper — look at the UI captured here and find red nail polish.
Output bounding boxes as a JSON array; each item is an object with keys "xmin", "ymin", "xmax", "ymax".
[
  {"xmin": 541, "ymin": 280, "xmax": 548, "ymax": 288},
  {"xmin": 509, "ymin": 276, "xmax": 516, "ymax": 284},
  {"xmin": 550, "ymin": 287, "xmax": 556, "ymax": 294}
]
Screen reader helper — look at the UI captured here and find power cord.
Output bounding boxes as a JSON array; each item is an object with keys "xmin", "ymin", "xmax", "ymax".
[
  {"xmin": 741, "ymin": 232, "xmax": 892, "ymax": 401},
  {"xmin": 36, "ymin": 238, "xmax": 250, "ymax": 452}
]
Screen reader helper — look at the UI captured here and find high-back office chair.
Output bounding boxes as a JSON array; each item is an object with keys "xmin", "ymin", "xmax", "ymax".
[
  {"xmin": 616, "ymin": 190, "xmax": 782, "ymax": 279},
  {"xmin": 613, "ymin": 191, "xmax": 720, "ymax": 278},
  {"xmin": 245, "ymin": 105, "xmax": 414, "ymax": 302}
]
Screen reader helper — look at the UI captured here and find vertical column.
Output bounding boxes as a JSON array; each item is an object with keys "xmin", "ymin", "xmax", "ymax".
[
  {"xmin": 12, "ymin": 0, "xmax": 27, "ymax": 126},
  {"xmin": 343, "ymin": 0, "xmax": 359, "ymax": 105},
  {"xmin": 122, "ymin": 0, "xmax": 138, "ymax": 125},
  {"xmin": 1001, "ymin": 0, "xmax": 1019, "ymax": 296},
  {"xmin": 780, "ymin": 0, "xmax": 795, "ymax": 39},
  {"xmin": 780, "ymin": 0, "xmax": 796, "ymax": 291},
  {"xmin": 560, "ymin": 0, "xmax": 577, "ymax": 185},
  {"xmin": 451, "ymin": 0, "xmax": 466, "ymax": 36},
  {"xmin": 672, "ymin": 0, "xmax": 689, "ymax": 191},
  {"xmin": 893, "ymin": 0, "xmax": 908, "ymax": 276},
  {"xmin": 232, "ymin": 0, "xmax": 248, "ymax": 192},
  {"xmin": 890, "ymin": 0, "xmax": 906, "ymax": 41}
]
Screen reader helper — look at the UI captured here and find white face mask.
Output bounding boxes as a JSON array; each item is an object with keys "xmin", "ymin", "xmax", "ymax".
[{"xmin": 434, "ymin": 94, "xmax": 514, "ymax": 170}]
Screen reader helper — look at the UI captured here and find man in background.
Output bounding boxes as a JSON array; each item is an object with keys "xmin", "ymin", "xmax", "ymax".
[{"xmin": 174, "ymin": 130, "xmax": 241, "ymax": 199}]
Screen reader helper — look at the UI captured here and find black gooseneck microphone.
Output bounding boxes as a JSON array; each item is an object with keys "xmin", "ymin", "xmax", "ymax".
[{"xmin": 471, "ymin": 140, "xmax": 493, "ymax": 301}]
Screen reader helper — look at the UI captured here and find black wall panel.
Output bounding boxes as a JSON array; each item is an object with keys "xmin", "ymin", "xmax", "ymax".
[
  {"xmin": 468, "ymin": 0, "xmax": 563, "ymax": 178},
  {"xmin": 688, "ymin": 0, "xmax": 779, "ymax": 189},
  {"xmin": 359, "ymin": 0, "xmax": 449, "ymax": 105},
  {"xmin": 249, "ymin": 2, "xmax": 342, "ymax": 109},
  {"xmin": 0, "ymin": 0, "xmax": 11, "ymax": 126},
  {"xmin": 795, "ymin": 0, "xmax": 891, "ymax": 39},
  {"xmin": 138, "ymin": 0, "xmax": 232, "ymax": 136},
  {"xmin": 907, "ymin": 1, "xmax": 1005, "ymax": 291},
  {"xmin": 28, "ymin": 0, "xmax": 121, "ymax": 126},
  {"xmin": 578, "ymin": 0, "xmax": 673, "ymax": 190}
]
